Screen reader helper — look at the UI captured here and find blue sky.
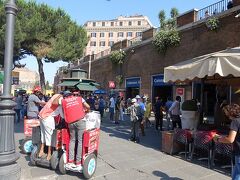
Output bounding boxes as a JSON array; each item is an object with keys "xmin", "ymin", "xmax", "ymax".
[{"xmin": 22, "ymin": 0, "xmax": 218, "ymax": 84}]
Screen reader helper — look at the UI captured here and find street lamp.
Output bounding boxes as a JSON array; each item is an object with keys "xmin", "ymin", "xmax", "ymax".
[{"xmin": 0, "ymin": 0, "xmax": 20, "ymax": 179}]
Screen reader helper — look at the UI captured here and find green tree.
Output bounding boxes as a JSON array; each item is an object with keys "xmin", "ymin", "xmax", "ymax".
[
  {"xmin": 0, "ymin": 0, "xmax": 88, "ymax": 92},
  {"xmin": 45, "ymin": 80, "xmax": 52, "ymax": 90},
  {"xmin": 153, "ymin": 8, "xmax": 180, "ymax": 54},
  {"xmin": 158, "ymin": 7, "xmax": 179, "ymax": 30}
]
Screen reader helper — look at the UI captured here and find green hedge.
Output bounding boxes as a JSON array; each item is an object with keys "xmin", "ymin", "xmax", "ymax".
[{"xmin": 181, "ymin": 100, "xmax": 198, "ymax": 111}]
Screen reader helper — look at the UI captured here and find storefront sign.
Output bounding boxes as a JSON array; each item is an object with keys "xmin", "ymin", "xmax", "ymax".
[
  {"xmin": 152, "ymin": 74, "xmax": 166, "ymax": 86},
  {"xmin": 126, "ymin": 77, "xmax": 140, "ymax": 88},
  {"xmin": 176, "ymin": 88, "xmax": 184, "ymax": 96},
  {"xmin": 108, "ymin": 81, "xmax": 115, "ymax": 89}
]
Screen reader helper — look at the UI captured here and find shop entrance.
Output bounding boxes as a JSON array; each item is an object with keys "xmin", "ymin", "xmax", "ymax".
[
  {"xmin": 152, "ymin": 74, "xmax": 172, "ymax": 104},
  {"xmin": 125, "ymin": 77, "xmax": 141, "ymax": 99},
  {"xmin": 126, "ymin": 87, "xmax": 139, "ymax": 99},
  {"xmin": 194, "ymin": 83, "xmax": 216, "ymax": 116},
  {"xmin": 152, "ymin": 86, "xmax": 172, "ymax": 104}
]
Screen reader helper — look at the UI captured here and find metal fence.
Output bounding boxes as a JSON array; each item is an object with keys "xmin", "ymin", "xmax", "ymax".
[{"xmin": 197, "ymin": 0, "xmax": 231, "ymax": 20}]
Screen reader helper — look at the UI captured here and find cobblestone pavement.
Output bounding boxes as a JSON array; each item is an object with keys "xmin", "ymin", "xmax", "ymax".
[{"xmin": 14, "ymin": 113, "xmax": 231, "ymax": 180}]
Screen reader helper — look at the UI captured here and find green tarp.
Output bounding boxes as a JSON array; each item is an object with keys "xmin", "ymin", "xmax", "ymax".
[
  {"xmin": 0, "ymin": 71, "xmax": 3, "ymax": 84},
  {"xmin": 58, "ymin": 80, "xmax": 79, "ymax": 87},
  {"xmin": 77, "ymin": 83, "xmax": 98, "ymax": 91}
]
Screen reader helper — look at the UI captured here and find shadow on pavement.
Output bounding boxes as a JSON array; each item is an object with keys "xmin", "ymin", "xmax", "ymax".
[
  {"xmin": 101, "ymin": 112, "xmax": 162, "ymax": 151},
  {"xmin": 153, "ymin": 170, "xmax": 183, "ymax": 180}
]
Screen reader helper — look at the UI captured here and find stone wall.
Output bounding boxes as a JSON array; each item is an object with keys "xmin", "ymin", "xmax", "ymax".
[{"xmin": 80, "ymin": 9, "xmax": 240, "ymax": 100}]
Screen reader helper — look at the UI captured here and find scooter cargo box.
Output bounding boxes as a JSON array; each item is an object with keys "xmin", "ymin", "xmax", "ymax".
[{"xmin": 84, "ymin": 111, "xmax": 101, "ymax": 130}]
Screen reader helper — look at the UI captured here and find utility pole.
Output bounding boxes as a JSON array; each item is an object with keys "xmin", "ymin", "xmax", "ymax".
[{"xmin": 0, "ymin": 0, "xmax": 20, "ymax": 179}]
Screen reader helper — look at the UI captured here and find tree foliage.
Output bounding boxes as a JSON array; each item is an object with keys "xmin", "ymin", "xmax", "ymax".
[
  {"xmin": 0, "ymin": 0, "xmax": 88, "ymax": 92},
  {"xmin": 110, "ymin": 50, "xmax": 126, "ymax": 65},
  {"xmin": 153, "ymin": 8, "xmax": 180, "ymax": 54}
]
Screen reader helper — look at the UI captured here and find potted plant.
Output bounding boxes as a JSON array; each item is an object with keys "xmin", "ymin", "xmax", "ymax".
[{"xmin": 181, "ymin": 100, "xmax": 199, "ymax": 130}]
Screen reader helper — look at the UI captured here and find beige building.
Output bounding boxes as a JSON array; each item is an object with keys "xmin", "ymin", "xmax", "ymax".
[
  {"xmin": 84, "ymin": 15, "xmax": 153, "ymax": 56},
  {"xmin": 13, "ymin": 67, "xmax": 40, "ymax": 92}
]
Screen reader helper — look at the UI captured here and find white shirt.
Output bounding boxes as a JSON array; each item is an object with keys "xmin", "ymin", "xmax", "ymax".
[{"xmin": 110, "ymin": 97, "xmax": 115, "ymax": 108}]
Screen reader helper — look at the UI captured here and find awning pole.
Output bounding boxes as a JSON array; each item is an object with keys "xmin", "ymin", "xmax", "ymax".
[{"xmin": 199, "ymin": 79, "xmax": 204, "ymax": 124}]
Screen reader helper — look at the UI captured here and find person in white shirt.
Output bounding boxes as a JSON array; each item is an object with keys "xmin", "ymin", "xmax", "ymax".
[
  {"xmin": 109, "ymin": 95, "xmax": 115, "ymax": 122},
  {"xmin": 169, "ymin": 96, "xmax": 182, "ymax": 130}
]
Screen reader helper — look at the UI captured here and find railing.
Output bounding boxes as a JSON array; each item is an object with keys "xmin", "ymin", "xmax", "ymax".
[
  {"xmin": 127, "ymin": 36, "xmax": 142, "ymax": 47},
  {"xmin": 197, "ymin": 0, "xmax": 231, "ymax": 20}
]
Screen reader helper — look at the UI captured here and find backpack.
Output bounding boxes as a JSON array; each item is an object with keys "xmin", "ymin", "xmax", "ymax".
[
  {"xmin": 131, "ymin": 105, "xmax": 139, "ymax": 122},
  {"xmin": 62, "ymin": 96, "xmax": 85, "ymax": 124}
]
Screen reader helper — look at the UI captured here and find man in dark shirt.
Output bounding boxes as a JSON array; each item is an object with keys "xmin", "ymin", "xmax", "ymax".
[
  {"xmin": 154, "ymin": 97, "xmax": 164, "ymax": 131},
  {"xmin": 213, "ymin": 104, "xmax": 240, "ymax": 179}
]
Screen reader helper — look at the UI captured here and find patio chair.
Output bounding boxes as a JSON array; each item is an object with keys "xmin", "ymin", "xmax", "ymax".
[
  {"xmin": 174, "ymin": 128, "xmax": 193, "ymax": 159},
  {"xmin": 212, "ymin": 142, "xmax": 233, "ymax": 172},
  {"xmin": 190, "ymin": 130, "xmax": 216, "ymax": 168}
]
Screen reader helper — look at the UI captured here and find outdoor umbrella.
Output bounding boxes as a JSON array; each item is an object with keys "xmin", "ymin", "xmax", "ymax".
[{"xmin": 164, "ymin": 47, "xmax": 240, "ymax": 83}]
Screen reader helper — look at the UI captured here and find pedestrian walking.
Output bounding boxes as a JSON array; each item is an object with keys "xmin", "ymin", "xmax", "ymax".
[
  {"xmin": 129, "ymin": 98, "xmax": 141, "ymax": 143},
  {"xmin": 114, "ymin": 96, "xmax": 121, "ymax": 124},
  {"xmin": 165, "ymin": 97, "xmax": 173, "ymax": 130},
  {"xmin": 154, "ymin": 97, "xmax": 164, "ymax": 131},
  {"xmin": 14, "ymin": 92, "xmax": 23, "ymax": 123},
  {"xmin": 119, "ymin": 97, "xmax": 125, "ymax": 121},
  {"xmin": 109, "ymin": 95, "xmax": 115, "ymax": 122},
  {"xmin": 169, "ymin": 96, "xmax": 182, "ymax": 130},
  {"xmin": 144, "ymin": 98, "xmax": 152, "ymax": 128},
  {"xmin": 136, "ymin": 95, "xmax": 145, "ymax": 136},
  {"xmin": 98, "ymin": 96, "xmax": 105, "ymax": 120}
]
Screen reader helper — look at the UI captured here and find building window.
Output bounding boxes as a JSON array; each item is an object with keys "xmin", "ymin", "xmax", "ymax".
[
  {"xmin": 102, "ymin": 22, "xmax": 105, "ymax": 26},
  {"xmin": 136, "ymin": 32, "xmax": 142, "ymax": 37},
  {"xmin": 99, "ymin": 41, "xmax": 105, "ymax": 46},
  {"xmin": 91, "ymin": 33, "xmax": 96, "ymax": 37},
  {"xmin": 127, "ymin": 32, "xmax": 132, "ymax": 37},
  {"xmin": 93, "ymin": 22, "xmax": 96, "ymax": 27},
  {"xmin": 138, "ymin": 21, "xmax": 141, "ymax": 26},
  {"xmin": 111, "ymin": 22, "xmax": 114, "ymax": 26},
  {"xmin": 108, "ymin": 41, "xmax": 114, "ymax": 47},
  {"xmin": 119, "ymin": 21, "xmax": 123, "ymax": 26},
  {"xmin": 100, "ymin": 33, "xmax": 105, "ymax": 37},
  {"xmin": 90, "ymin": 41, "xmax": 96, "ymax": 46},
  {"xmin": 109, "ymin": 32, "xmax": 113, "ymax": 37},
  {"xmin": 118, "ymin": 32, "xmax": 124, "ymax": 37},
  {"xmin": 128, "ymin": 21, "xmax": 132, "ymax": 26}
]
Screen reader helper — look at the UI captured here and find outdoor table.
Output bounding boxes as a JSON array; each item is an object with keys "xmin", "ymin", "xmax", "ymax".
[{"xmin": 190, "ymin": 130, "xmax": 217, "ymax": 168}]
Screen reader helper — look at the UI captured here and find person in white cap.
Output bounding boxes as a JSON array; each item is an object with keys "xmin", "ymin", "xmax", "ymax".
[
  {"xmin": 135, "ymin": 95, "xmax": 146, "ymax": 136},
  {"xmin": 129, "ymin": 98, "xmax": 141, "ymax": 143}
]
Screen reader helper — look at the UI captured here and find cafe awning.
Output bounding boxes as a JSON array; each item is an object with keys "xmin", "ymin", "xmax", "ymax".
[
  {"xmin": 164, "ymin": 47, "xmax": 240, "ymax": 82},
  {"xmin": 77, "ymin": 83, "xmax": 98, "ymax": 91},
  {"xmin": 58, "ymin": 80, "xmax": 79, "ymax": 86}
]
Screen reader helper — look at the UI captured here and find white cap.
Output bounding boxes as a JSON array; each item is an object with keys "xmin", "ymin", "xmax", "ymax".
[
  {"xmin": 131, "ymin": 98, "xmax": 137, "ymax": 103},
  {"xmin": 135, "ymin": 95, "xmax": 141, "ymax": 99}
]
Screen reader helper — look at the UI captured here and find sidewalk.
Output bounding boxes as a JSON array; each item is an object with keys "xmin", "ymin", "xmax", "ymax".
[{"xmin": 14, "ymin": 113, "xmax": 231, "ymax": 179}]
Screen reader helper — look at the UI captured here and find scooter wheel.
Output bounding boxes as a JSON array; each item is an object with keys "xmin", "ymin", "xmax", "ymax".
[
  {"xmin": 59, "ymin": 153, "xmax": 66, "ymax": 174},
  {"xmin": 50, "ymin": 151, "xmax": 59, "ymax": 170},
  {"xmin": 30, "ymin": 145, "xmax": 39, "ymax": 166},
  {"xmin": 21, "ymin": 138, "xmax": 33, "ymax": 154},
  {"xmin": 83, "ymin": 154, "xmax": 97, "ymax": 179}
]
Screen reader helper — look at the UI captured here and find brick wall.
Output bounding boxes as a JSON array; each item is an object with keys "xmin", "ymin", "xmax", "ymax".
[
  {"xmin": 177, "ymin": 9, "xmax": 198, "ymax": 27},
  {"xmin": 80, "ymin": 9, "xmax": 240, "ymax": 100}
]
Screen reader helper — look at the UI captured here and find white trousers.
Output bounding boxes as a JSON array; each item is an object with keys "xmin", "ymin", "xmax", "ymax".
[{"xmin": 40, "ymin": 116, "xmax": 55, "ymax": 146}]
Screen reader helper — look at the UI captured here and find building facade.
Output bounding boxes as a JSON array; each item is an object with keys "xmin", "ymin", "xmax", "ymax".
[
  {"xmin": 77, "ymin": 1, "xmax": 240, "ymax": 106},
  {"xmin": 13, "ymin": 67, "xmax": 40, "ymax": 92},
  {"xmin": 84, "ymin": 15, "xmax": 153, "ymax": 56}
]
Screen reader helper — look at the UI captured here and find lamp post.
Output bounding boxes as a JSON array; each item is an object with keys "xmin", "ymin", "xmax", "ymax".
[{"xmin": 0, "ymin": 0, "xmax": 20, "ymax": 179}]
